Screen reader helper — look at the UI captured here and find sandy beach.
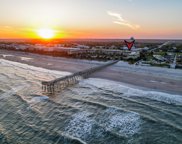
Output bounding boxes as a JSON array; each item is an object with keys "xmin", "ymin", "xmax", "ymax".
[{"xmin": 0, "ymin": 49, "xmax": 182, "ymax": 94}]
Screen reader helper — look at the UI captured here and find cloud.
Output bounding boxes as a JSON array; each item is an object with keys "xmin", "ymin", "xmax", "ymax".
[{"xmin": 107, "ymin": 11, "xmax": 140, "ymax": 30}]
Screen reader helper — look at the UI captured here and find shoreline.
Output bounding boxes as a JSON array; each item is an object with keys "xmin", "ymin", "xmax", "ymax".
[{"xmin": 0, "ymin": 49, "xmax": 182, "ymax": 95}]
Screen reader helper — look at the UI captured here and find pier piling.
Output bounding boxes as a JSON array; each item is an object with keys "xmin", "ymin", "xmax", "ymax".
[{"xmin": 42, "ymin": 60, "xmax": 118, "ymax": 94}]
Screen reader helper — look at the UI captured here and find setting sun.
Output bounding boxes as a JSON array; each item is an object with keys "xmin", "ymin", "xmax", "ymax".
[{"xmin": 37, "ymin": 28, "xmax": 55, "ymax": 39}]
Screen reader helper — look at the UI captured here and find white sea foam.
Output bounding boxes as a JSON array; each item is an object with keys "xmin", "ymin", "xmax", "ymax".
[
  {"xmin": 65, "ymin": 112, "xmax": 93, "ymax": 140},
  {"xmin": 100, "ymin": 108, "xmax": 141, "ymax": 137},
  {"xmin": 83, "ymin": 78, "xmax": 182, "ymax": 105},
  {"xmin": 65, "ymin": 109, "xmax": 141, "ymax": 139}
]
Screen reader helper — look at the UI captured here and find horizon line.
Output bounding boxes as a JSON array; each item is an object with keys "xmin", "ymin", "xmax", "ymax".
[{"xmin": 0, "ymin": 38, "xmax": 182, "ymax": 40}]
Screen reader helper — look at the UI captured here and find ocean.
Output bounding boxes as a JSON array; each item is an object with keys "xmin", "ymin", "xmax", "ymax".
[{"xmin": 0, "ymin": 59, "xmax": 182, "ymax": 144}]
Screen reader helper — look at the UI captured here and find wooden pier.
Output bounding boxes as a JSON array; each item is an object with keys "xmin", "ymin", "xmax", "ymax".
[{"xmin": 41, "ymin": 61, "xmax": 118, "ymax": 94}]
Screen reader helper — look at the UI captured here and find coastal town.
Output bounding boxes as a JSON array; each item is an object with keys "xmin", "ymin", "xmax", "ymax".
[{"xmin": 0, "ymin": 38, "xmax": 182, "ymax": 69}]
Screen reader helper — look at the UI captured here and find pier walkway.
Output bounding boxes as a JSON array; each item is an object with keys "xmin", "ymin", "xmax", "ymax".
[{"xmin": 42, "ymin": 61, "xmax": 118, "ymax": 94}]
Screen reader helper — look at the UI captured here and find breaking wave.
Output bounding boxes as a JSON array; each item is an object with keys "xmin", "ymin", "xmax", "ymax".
[{"xmin": 83, "ymin": 78, "xmax": 182, "ymax": 105}]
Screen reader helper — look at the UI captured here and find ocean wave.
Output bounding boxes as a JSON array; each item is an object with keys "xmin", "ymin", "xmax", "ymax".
[{"xmin": 83, "ymin": 78, "xmax": 182, "ymax": 105}]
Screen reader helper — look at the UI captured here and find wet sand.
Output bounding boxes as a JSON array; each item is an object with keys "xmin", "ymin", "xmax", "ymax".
[{"xmin": 0, "ymin": 49, "xmax": 182, "ymax": 94}]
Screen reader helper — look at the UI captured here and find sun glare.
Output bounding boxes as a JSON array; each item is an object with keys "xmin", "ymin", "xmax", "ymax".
[{"xmin": 37, "ymin": 28, "xmax": 55, "ymax": 39}]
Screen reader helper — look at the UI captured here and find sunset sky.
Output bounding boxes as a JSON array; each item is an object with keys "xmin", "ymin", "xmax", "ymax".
[{"xmin": 0, "ymin": 0, "xmax": 182, "ymax": 39}]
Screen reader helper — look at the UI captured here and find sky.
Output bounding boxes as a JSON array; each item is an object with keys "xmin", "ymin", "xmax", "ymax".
[{"xmin": 0, "ymin": 0, "xmax": 182, "ymax": 39}]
